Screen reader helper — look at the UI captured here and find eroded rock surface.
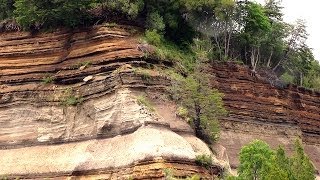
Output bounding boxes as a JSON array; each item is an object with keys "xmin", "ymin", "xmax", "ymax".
[
  {"xmin": 1, "ymin": 24, "xmax": 319, "ymax": 178},
  {"xmin": 0, "ymin": 25, "xmax": 222, "ymax": 179}
]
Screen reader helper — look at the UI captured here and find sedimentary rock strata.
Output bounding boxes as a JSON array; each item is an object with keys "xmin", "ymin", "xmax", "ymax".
[
  {"xmin": 0, "ymin": 25, "xmax": 222, "ymax": 179},
  {"xmin": 1, "ymin": 24, "xmax": 319, "ymax": 178},
  {"xmin": 212, "ymin": 63, "xmax": 320, "ymax": 173}
]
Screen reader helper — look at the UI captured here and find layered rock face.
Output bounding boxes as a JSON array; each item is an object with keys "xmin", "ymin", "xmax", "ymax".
[
  {"xmin": 212, "ymin": 63, "xmax": 320, "ymax": 173},
  {"xmin": 1, "ymin": 24, "xmax": 319, "ymax": 179},
  {"xmin": 0, "ymin": 25, "xmax": 223, "ymax": 179}
]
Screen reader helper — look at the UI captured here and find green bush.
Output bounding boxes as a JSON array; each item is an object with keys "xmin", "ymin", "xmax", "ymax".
[
  {"xmin": 42, "ymin": 76, "xmax": 54, "ymax": 84},
  {"xmin": 176, "ymin": 106, "xmax": 189, "ymax": 120},
  {"xmin": 145, "ymin": 29, "xmax": 163, "ymax": 46},
  {"xmin": 101, "ymin": 0, "xmax": 144, "ymax": 19},
  {"xmin": 144, "ymin": 31, "xmax": 196, "ymax": 73},
  {"xmin": 146, "ymin": 11, "xmax": 165, "ymax": 32},
  {"xmin": 170, "ymin": 65, "xmax": 227, "ymax": 143},
  {"xmin": 230, "ymin": 139, "xmax": 316, "ymax": 180},
  {"xmin": 60, "ymin": 88, "xmax": 83, "ymax": 106},
  {"xmin": 14, "ymin": 0, "xmax": 94, "ymax": 29},
  {"xmin": 195, "ymin": 154, "xmax": 213, "ymax": 169},
  {"xmin": 280, "ymin": 72, "xmax": 295, "ymax": 84},
  {"xmin": 62, "ymin": 95, "xmax": 83, "ymax": 106},
  {"xmin": 0, "ymin": 0, "xmax": 14, "ymax": 20}
]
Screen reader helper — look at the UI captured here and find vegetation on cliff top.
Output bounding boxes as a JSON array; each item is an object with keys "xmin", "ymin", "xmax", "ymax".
[{"xmin": 1, "ymin": 0, "xmax": 320, "ymax": 90}]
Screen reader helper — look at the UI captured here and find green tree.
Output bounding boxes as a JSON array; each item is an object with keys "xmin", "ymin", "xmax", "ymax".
[
  {"xmin": 273, "ymin": 19, "xmax": 309, "ymax": 72},
  {"xmin": 232, "ymin": 140, "xmax": 316, "ymax": 180},
  {"xmin": 303, "ymin": 60, "xmax": 320, "ymax": 90},
  {"xmin": 290, "ymin": 139, "xmax": 316, "ymax": 180},
  {"xmin": 100, "ymin": 0, "xmax": 144, "ymax": 18},
  {"xmin": 14, "ymin": 0, "xmax": 94, "ymax": 29},
  {"xmin": 237, "ymin": 140, "xmax": 275, "ymax": 180},
  {"xmin": 0, "ymin": 0, "xmax": 14, "ymax": 20},
  {"xmin": 259, "ymin": 0, "xmax": 286, "ymax": 68},
  {"xmin": 172, "ymin": 64, "xmax": 226, "ymax": 143},
  {"xmin": 240, "ymin": 2, "xmax": 271, "ymax": 71}
]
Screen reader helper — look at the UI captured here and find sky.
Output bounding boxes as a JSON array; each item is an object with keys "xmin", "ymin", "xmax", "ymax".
[{"xmin": 255, "ymin": 0, "xmax": 320, "ymax": 60}]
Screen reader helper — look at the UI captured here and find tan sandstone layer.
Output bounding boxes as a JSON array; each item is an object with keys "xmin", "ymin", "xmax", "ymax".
[
  {"xmin": 1, "ymin": 24, "xmax": 319, "ymax": 178},
  {"xmin": 0, "ymin": 25, "xmax": 223, "ymax": 179}
]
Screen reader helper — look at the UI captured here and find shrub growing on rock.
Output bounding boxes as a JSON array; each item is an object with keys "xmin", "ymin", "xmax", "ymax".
[{"xmin": 170, "ymin": 64, "xmax": 227, "ymax": 143}]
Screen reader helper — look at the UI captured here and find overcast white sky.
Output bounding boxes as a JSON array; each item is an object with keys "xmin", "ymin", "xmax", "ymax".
[{"xmin": 255, "ymin": 0, "xmax": 320, "ymax": 60}]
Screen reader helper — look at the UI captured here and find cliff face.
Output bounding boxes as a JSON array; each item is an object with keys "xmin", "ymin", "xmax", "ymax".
[
  {"xmin": 0, "ymin": 25, "xmax": 223, "ymax": 179},
  {"xmin": 212, "ymin": 63, "xmax": 320, "ymax": 172},
  {"xmin": 1, "ymin": 25, "xmax": 319, "ymax": 178}
]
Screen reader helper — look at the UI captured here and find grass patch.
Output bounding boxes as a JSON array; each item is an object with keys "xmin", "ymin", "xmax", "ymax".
[
  {"xmin": 143, "ymin": 30, "xmax": 196, "ymax": 73},
  {"xmin": 133, "ymin": 67, "xmax": 153, "ymax": 82},
  {"xmin": 137, "ymin": 95, "xmax": 155, "ymax": 112},
  {"xmin": 60, "ymin": 88, "xmax": 83, "ymax": 106},
  {"xmin": 176, "ymin": 106, "xmax": 191, "ymax": 123},
  {"xmin": 61, "ymin": 95, "xmax": 83, "ymax": 106},
  {"xmin": 105, "ymin": 22, "xmax": 118, "ymax": 27},
  {"xmin": 42, "ymin": 75, "xmax": 54, "ymax": 84},
  {"xmin": 195, "ymin": 154, "xmax": 213, "ymax": 169}
]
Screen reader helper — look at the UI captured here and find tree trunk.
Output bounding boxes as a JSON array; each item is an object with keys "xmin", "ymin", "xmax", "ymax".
[
  {"xmin": 251, "ymin": 47, "xmax": 256, "ymax": 71},
  {"xmin": 194, "ymin": 103, "xmax": 202, "ymax": 138},
  {"xmin": 300, "ymin": 72, "xmax": 303, "ymax": 86},
  {"xmin": 226, "ymin": 31, "xmax": 232, "ymax": 60},
  {"xmin": 214, "ymin": 36, "xmax": 223, "ymax": 61},
  {"xmin": 267, "ymin": 50, "xmax": 273, "ymax": 68}
]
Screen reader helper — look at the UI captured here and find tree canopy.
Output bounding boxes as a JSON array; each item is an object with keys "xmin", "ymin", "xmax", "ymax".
[{"xmin": 229, "ymin": 139, "xmax": 316, "ymax": 180}]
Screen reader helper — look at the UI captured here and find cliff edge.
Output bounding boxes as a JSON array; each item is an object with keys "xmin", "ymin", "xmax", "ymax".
[{"xmin": 0, "ymin": 25, "xmax": 223, "ymax": 179}]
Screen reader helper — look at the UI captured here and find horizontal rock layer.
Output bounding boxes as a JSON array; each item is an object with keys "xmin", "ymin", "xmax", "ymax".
[
  {"xmin": 0, "ymin": 25, "xmax": 170, "ymax": 148},
  {"xmin": 0, "ymin": 25, "xmax": 223, "ymax": 178},
  {"xmin": 0, "ymin": 125, "xmax": 221, "ymax": 179},
  {"xmin": 212, "ymin": 62, "xmax": 320, "ymax": 172}
]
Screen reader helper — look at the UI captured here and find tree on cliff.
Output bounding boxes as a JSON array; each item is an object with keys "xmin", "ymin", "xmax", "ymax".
[
  {"xmin": 0, "ymin": 0, "xmax": 14, "ymax": 20},
  {"xmin": 238, "ymin": 1, "xmax": 271, "ymax": 72},
  {"xmin": 14, "ymin": 0, "xmax": 94, "ymax": 29},
  {"xmin": 171, "ymin": 64, "xmax": 227, "ymax": 143},
  {"xmin": 229, "ymin": 139, "xmax": 316, "ymax": 180}
]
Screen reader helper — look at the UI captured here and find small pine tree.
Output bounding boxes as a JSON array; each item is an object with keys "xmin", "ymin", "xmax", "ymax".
[
  {"xmin": 290, "ymin": 139, "xmax": 316, "ymax": 180},
  {"xmin": 171, "ymin": 64, "xmax": 227, "ymax": 143}
]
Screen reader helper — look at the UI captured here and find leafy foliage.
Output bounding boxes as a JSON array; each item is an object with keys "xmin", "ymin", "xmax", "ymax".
[
  {"xmin": 42, "ymin": 75, "xmax": 54, "ymax": 84},
  {"xmin": 144, "ymin": 30, "xmax": 196, "ymax": 73},
  {"xmin": 62, "ymin": 96, "xmax": 83, "ymax": 106},
  {"xmin": 0, "ymin": 0, "xmax": 14, "ymax": 20},
  {"xmin": 290, "ymin": 139, "xmax": 316, "ymax": 180},
  {"xmin": 237, "ymin": 140, "xmax": 275, "ymax": 180},
  {"xmin": 230, "ymin": 139, "xmax": 316, "ymax": 180},
  {"xmin": 170, "ymin": 64, "xmax": 227, "ymax": 143},
  {"xmin": 14, "ymin": 0, "xmax": 94, "ymax": 29},
  {"xmin": 0, "ymin": 0, "xmax": 319, "ymax": 89},
  {"xmin": 195, "ymin": 154, "xmax": 213, "ymax": 169}
]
